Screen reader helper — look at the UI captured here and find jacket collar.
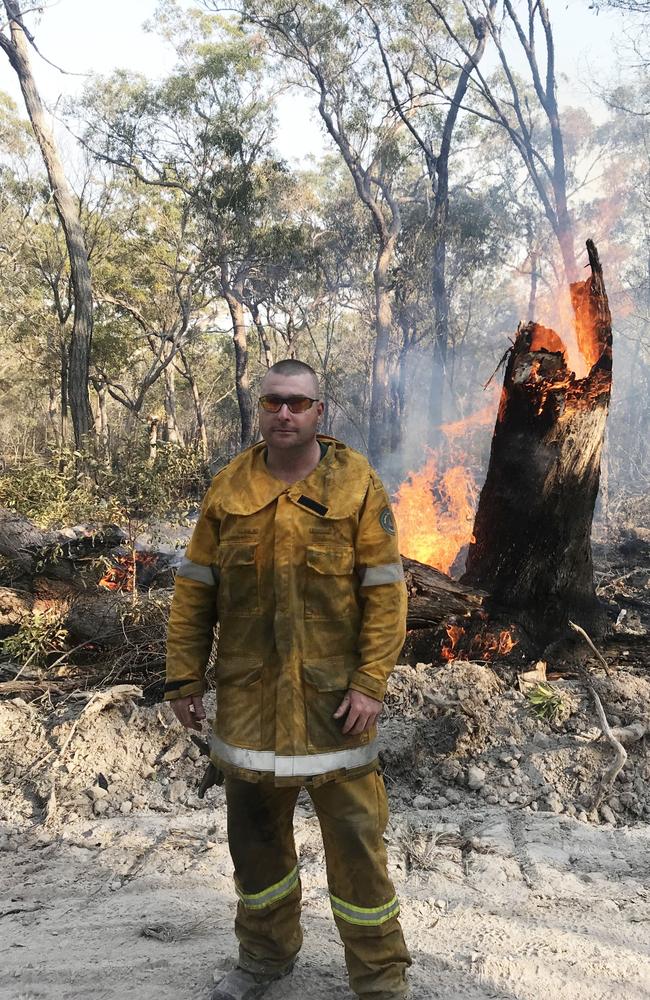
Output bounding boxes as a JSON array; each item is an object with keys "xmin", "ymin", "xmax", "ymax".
[{"xmin": 216, "ymin": 436, "xmax": 370, "ymax": 519}]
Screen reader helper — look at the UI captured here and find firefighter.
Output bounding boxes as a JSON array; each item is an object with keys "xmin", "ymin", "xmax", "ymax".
[{"xmin": 165, "ymin": 359, "xmax": 411, "ymax": 1000}]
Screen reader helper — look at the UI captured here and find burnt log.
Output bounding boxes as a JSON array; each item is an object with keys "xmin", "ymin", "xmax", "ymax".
[
  {"xmin": 0, "ymin": 508, "xmax": 126, "ymax": 579},
  {"xmin": 403, "ymin": 556, "xmax": 484, "ymax": 627},
  {"xmin": 462, "ymin": 240, "xmax": 612, "ymax": 643}
]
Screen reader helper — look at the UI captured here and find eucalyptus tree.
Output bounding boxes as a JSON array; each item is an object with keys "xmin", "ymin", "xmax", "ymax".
[
  {"xmin": 0, "ymin": 0, "xmax": 95, "ymax": 450},
  {"xmin": 217, "ymin": 0, "xmax": 409, "ymax": 466},
  {"xmin": 78, "ymin": 5, "xmax": 297, "ymax": 449},
  {"xmin": 350, "ymin": 0, "xmax": 496, "ymax": 437}
]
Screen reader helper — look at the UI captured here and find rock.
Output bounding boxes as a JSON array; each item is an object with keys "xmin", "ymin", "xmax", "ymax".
[
  {"xmin": 532, "ymin": 731, "xmax": 551, "ymax": 748},
  {"xmin": 507, "ymin": 791, "xmax": 519, "ymax": 803},
  {"xmin": 486, "ymin": 794, "xmax": 499, "ymax": 805},
  {"xmin": 434, "ymin": 899, "xmax": 447, "ymax": 911},
  {"xmin": 508, "ymin": 759, "xmax": 520, "ymax": 770},
  {"xmin": 141, "ymin": 765, "xmax": 155, "ymax": 779},
  {"xmin": 440, "ymin": 760, "xmax": 462, "ymax": 782},
  {"xmin": 132, "ymin": 794, "xmax": 147, "ymax": 809},
  {"xmin": 543, "ymin": 793, "xmax": 564, "ymax": 814},
  {"xmin": 530, "ymin": 800, "xmax": 539, "ymax": 812},
  {"xmin": 500, "ymin": 776, "xmax": 511, "ymax": 788},
  {"xmin": 413, "ymin": 794, "xmax": 433, "ymax": 810},
  {"xmin": 109, "ymin": 880, "xmax": 122, "ymax": 891},
  {"xmin": 444, "ymin": 788, "xmax": 462, "ymax": 805},
  {"xmin": 120, "ymin": 800, "xmax": 133, "ymax": 815},
  {"xmin": 499, "ymin": 753, "xmax": 513, "ymax": 765},
  {"xmin": 467, "ymin": 766, "xmax": 486, "ymax": 791},
  {"xmin": 161, "ymin": 741, "xmax": 186, "ymax": 764},
  {"xmin": 88, "ymin": 786, "xmax": 108, "ymax": 802},
  {"xmin": 168, "ymin": 779, "xmax": 187, "ymax": 804},
  {"xmin": 599, "ymin": 803, "xmax": 616, "ymax": 825},
  {"xmin": 577, "ymin": 810, "xmax": 588, "ymax": 823},
  {"xmin": 187, "ymin": 744, "xmax": 201, "ymax": 762},
  {"xmin": 93, "ymin": 799, "xmax": 109, "ymax": 816}
]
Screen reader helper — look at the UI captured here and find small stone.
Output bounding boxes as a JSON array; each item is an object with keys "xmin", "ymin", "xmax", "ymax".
[
  {"xmin": 532, "ymin": 731, "xmax": 551, "ymax": 748},
  {"xmin": 141, "ymin": 765, "xmax": 155, "ymax": 779},
  {"xmin": 93, "ymin": 799, "xmax": 109, "ymax": 816},
  {"xmin": 109, "ymin": 880, "xmax": 122, "ymax": 891},
  {"xmin": 486, "ymin": 794, "xmax": 499, "ymax": 805},
  {"xmin": 88, "ymin": 786, "xmax": 108, "ymax": 802},
  {"xmin": 444, "ymin": 788, "xmax": 462, "ymax": 805},
  {"xmin": 500, "ymin": 776, "xmax": 511, "ymax": 788},
  {"xmin": 530, "ymin": 800, "xmax": 539, "ymax": 812},
  {"xmin": 120, "ymin": 800, "xmax": 133, "ymax": 815},
  {"xmin": 499, "ymin": 753, "xmax": 513, "ymax": 765},
  {"xmin": 508, "ymin": 759, "xmax": 520, "ymax": 770},
  {"xmin": 543, "ymin": 793, "xmax": 564, "ymax": 814},
  {"xmin": 187, "ymin": 744, "xmax": 201, "ymax": 762},
  {"xmin": 413, "ymin": 794, "xmax": 433, "ymax": 810},
  {"xmin": 434, "ymin": 899, "xmax": 448, "ymax": 911},
  {"xmin": 168, "ymin": 779, "xmax": 187, "ymax": 804},
  {"xmin": 577, "ymin": 810, "xmax": 588, "ymax": 823},
  {"xmin": 132, "ymin": 794, "xmax": 147, "ymax": 809},
  {"xmin": 467, "ymin": 766, "xmax": 486, "ymax": 791},
  {"xmin": 507, "ymin": 791, "xmax": 519, "ymax": 803},
  {"xmin": 599, "ymin": 804, "xmax": 616, "ymax": 825},
  {"xmin": 456, "ymin": 688, "xmax": 469, "ymax": 701}
]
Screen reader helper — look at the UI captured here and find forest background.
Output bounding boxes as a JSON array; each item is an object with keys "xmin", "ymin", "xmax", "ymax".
[{"xmin": 0, "ymin": 0, "xmax": 648, "ymax": 554}]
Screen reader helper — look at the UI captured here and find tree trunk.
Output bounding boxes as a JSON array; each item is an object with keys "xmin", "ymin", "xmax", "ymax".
[
  {"xmin": 179, "ymin": 349, "xmax": 209, "ymax": 460},
  {"xmin": 0, "ymin": 2, "xmax": 95, "ymax": 452},
  {"xmin": 462, "ymin": 240, "xmax": 612, "ymax": 643},
  {"xmin": 224, "ymin": 283, "xmax": 254, "ymax": 449},
  {"xmin": 163, "ymin": 363, "xmax": 181, "ymax": 445},
  {"xmin": 368, "ymin": 245, "xmax": 394, "ymax": 468}
]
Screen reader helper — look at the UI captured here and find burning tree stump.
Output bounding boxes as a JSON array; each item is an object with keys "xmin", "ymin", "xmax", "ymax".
[{"xmin": 462, "ymin": 240, "xmax": 612, "ymax": 643}]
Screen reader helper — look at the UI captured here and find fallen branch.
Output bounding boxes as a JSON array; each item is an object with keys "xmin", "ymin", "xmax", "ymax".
[{"xmin": 569, "ymin": 620, "xmax": 627, "ymax": 809}]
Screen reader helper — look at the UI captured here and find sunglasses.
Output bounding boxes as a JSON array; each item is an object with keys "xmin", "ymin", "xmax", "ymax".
[{"xmin": 259, "ymin": 395, "xmax": 319, "ymax": 414}]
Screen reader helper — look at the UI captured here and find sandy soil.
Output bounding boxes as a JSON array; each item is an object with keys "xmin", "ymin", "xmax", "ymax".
[{"xmin": 1, "ymin": 795, "xmax": 649, "ymax": 1000}]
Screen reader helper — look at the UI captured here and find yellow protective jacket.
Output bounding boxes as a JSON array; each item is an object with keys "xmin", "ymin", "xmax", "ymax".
[{"xmin": 165, "ymin": 436, "xmax": 407, "ymax": 786}]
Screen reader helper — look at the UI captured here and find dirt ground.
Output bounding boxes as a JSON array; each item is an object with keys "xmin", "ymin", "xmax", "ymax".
[{"xmin": 2, "ymin": 651, "xmax": 650, "ymax": 1000}]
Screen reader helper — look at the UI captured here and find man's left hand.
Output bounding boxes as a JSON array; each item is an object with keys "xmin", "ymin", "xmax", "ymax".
[{"xmin": 334, "ymin": 689, "xmax": 383, "ymax": 735}]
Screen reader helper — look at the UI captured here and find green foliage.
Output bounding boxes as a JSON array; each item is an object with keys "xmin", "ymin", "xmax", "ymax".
[
  {"xmin": 2, "ymin": 609, "xmax": 69, "ymax": 669},
  {"xmin": 0, "ymin": 446, "xmax": 210, "ymax": 529},
  {"xmin": 526, "ymin": 683, "xmax": 567, "ymax": 724}
]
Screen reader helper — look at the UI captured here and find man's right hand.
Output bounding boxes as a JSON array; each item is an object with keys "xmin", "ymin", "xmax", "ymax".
[{"xmin": 170, "ymin": 694, "xmax": 206, "ymax": 731}]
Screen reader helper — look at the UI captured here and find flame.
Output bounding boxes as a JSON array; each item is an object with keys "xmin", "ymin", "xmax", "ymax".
[
  {"xmin": 99, "ymin": 552, "xmax": 157, "ymax": 592},
  {"xmin": 441, "ymin": 623, "xmax": 465, "ymax": 661},
  {"xmin": 440, "ymin": 624, "xmax": 518, "ymax": 663},
  {"xmin": 440, "ymin": 400, "xmax": 497, "ymax": 439},
  {"xmin": 393, "ymin": 454, "xmax": 477, "ymax": 575}
]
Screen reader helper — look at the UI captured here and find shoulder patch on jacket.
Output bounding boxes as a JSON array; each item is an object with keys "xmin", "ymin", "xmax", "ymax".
[{"xmin": 379, "ymin": 507, "xmax": 396, "ymax": 535}]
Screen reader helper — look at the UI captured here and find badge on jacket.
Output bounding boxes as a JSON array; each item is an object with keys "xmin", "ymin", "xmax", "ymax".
[{"xmin": 379, "ymin": 507, "xmax": 396, "ymax": 535}]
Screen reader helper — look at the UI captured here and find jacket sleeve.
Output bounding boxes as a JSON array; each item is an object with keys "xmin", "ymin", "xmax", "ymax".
[
  {"xmin": 350, "ymin": 470, "xmax": 407, "ymax": 701},
  {"xmin": 164, "ymin": 487, "xmax": 220, "ymax": 701}
]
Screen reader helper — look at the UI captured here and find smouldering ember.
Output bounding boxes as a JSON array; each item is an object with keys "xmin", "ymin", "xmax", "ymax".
[
  {"xmin": 441, "ymin": 623, "xmax": 518, "ymax": 663},
  {"xmin": 99, "ymin": 552, "xmax": 157, "ymax": 592}
]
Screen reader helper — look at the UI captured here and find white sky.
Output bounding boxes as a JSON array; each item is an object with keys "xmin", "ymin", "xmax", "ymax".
[{"xmin": 0, "ymin": 0, "xmax": 633, "ymax": 164}]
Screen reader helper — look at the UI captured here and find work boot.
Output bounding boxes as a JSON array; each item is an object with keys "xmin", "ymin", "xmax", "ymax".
[{"xmin": 210, "ymin": 965, "xmax": 293, "ymax": 1000}]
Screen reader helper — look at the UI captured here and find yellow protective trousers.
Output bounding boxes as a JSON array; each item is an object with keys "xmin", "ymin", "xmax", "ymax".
[{"xmin": 226, "ymin": 770, "xmax": 411, "ymax": 999}]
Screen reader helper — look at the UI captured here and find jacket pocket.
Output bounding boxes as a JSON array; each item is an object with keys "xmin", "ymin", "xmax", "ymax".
[
  {"xmin": 218, "ymin": 543, "xmax": 260, "ymax": 616},
  {"xmin": 305, "ymin": 546, "xmax": 356, "ymax": 621},
  {"xmin": 303, "ymin": 656, "xmax": 368, "ymax": 751},
  {"xmin": 216, "ymin": 657, "xmax": 263, "ymax": 746}
]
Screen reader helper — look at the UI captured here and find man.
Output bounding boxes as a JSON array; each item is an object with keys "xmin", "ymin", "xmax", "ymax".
[{"xmin": 165, "ymin": 359, "xmax": 411, "ymax": 1000}]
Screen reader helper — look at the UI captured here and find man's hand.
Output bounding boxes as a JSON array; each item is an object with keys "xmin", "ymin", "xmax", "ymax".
[
  {"xmin": 333, "ymin": 689, "xmax": 382, "ymax": 736},
  {"xmin": 170, "ymin": 694, "xmax": 206, "ymax": 731}
]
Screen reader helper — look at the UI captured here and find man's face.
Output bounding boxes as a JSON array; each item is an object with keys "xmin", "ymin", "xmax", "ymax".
[{"xmin": 258, "ymin": 372, "xmax": 324, "ymax": 452}]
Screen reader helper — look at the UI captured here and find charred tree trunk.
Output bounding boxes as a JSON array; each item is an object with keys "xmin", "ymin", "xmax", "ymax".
[{"xmin": 462, "ymin": 240, "xmax": 612, "ymax": 642}]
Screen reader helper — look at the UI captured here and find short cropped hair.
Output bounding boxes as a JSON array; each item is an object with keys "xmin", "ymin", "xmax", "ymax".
[{"xmin": 266, "ymin": 359, "xmax": 319, "ymax": 395}]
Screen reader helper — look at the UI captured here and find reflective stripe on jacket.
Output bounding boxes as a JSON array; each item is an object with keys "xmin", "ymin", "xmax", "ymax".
[{"xmin": 165, "ymin": 436, "xmax": 407, "ymax": 785}]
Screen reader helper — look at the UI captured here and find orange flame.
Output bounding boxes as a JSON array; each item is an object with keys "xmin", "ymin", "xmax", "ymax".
[
  {"xmin": 99, "ymin": 552, "xmax": 157, "ymax": 592},
  {"xmin": 393, "ymin": 455, "xmax": 477, "ymax": 575},
  {"xmin": 440, "ymin": 625, "xmax": 518, "ymax": 663},
  {"xmin": 441, "ymin": 623, "xmax": 465, "ymax": 661}
]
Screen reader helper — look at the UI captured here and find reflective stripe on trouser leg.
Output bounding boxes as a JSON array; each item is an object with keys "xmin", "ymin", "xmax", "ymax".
[
  {"xmin": 226, "ymin": 777, "xmax": 303, "ymax": 976},
  {"xmin": 330, "ymin": 892, "xmax": 400, "ymax": 927},
  {"xmin": 236, "ymin": 866, "xmax": 300, "ymax": 910},
  {"xmin": 309, "ymin": 771, "xmax": 411, "ymax": 998}
]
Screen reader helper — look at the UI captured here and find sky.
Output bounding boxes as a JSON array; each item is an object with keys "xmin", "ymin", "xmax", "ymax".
[{"xmin": 0, "ymin": 0, "xmax": 632, "ymax": 166}]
